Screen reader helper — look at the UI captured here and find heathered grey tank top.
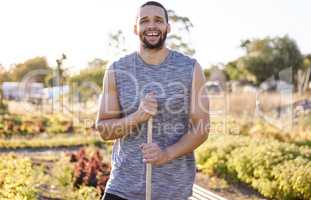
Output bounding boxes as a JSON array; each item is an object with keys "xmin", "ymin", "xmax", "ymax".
[{"xmin": 104, "ymin": 50, "xmax": 197, "ymax": 200}]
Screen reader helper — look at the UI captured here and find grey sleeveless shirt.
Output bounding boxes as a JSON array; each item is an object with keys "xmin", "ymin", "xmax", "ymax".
[{"xmin": 104, "ymin": 50, "xmax": 197, "ymax": 200}]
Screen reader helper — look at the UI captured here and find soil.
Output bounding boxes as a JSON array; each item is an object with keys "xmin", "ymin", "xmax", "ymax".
[{"xmin": 195, "ymin": 172, "xmax": 267, "ymax": 200}]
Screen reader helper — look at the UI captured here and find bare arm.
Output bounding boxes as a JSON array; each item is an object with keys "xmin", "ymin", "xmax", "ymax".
[
  {"xmin": 165, "ymin": 62, "xmax": 210, "ymax": 160},
  {"xmin": 95, "ymin": 65, "xmax": 157, "ymax": 140}
]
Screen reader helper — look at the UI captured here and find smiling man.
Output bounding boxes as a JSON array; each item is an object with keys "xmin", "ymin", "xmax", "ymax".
[{"xmin": 96, "ymin": 1, "xmax": 210, "ymax": 200}]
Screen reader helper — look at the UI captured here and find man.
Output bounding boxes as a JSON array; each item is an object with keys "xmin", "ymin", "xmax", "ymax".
[{"xmin": 96, "ymin": 1, "xmax": 210, "ymax": 200}]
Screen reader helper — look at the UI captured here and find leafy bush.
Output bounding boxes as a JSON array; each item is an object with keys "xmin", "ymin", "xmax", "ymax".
[
  {"xmin": 236, "ymin": 117, "xmax": 311, "ymax": 142},
  {"xmin": 46, "ymin": 114, "xmax": 74, "ymax": 134},
  {"xmin": 0, "ymin": 101, "xmax": 8, "ymax": 115},
  {"xmin": 271, "ymin": 157, "xmax": 311, "ymax": 200},
  {"xmin": 38, "ymin": 152, "xmax": 103, "ymax": 200},
  {"xmin": 196, "ymin": 135, "xmax": 249, "ymax": 176},
  {"xmin": 0, "ymin": 114, "xmax": 77, "ymax": 137},
  {"xmin": 196, "ymin": 135, "xmax": 311, "ymax": 200},
  {"xmin": 0, "ymin": 155, "xmax": 38, "ymax": 199},
  {"xmin": 69, "ymin": 186, "xmax": 101, "ymax": 200},
  {"xmin": 69, "ymin": 148, "xmax": 111, "ymax": 197},
  {"xmin": 0, "ymin": 135, "xmax": 104, "ymax": 149},
  {"xmin": 52, "ymin": 157, "xmax": 75, "ymax": 188},
  {"xmin": 0, "ymin": 115, "xmax": 44, "ymax": 137}
]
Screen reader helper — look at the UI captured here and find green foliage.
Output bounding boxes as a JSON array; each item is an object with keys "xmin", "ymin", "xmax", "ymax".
[
  {"xmin": 0, "ymin": 135, "xmax": 104, "ymax": 149},
  {"xmin": 167, "ymin": 35, "xmax": 195, "ymax": 56},
  {"xmin": 0, "ymin": 65, "xmax": 11, "ymax": 83},
  {"xmin": 0, "ymin": 155, "xmax": 38, "ymax": 200},
  {"xmin": 52, "ymin": 157, "xmax": 74, "ymax": 187},
  {"xmin": 46, "ymin": 114, "xmax": 73, "ymax": 134},
  {"xmin": 228, "ymin": 141, "xmax": 311, "ymax": 199},
  {"xmin": 0, "ymin": 114, "xmax": 77, "ymax": 137},
  {"xmin": 196, "ymin": 135, "xmax": 249, "ymax": 176},
  {"xmin": 49, "ymin": 148, "xmax": 109, "ymax": 200},
  {"xmin": 69, "ymin": 148, "xmax": 111, "ymax": 194},
  {"xmin": 69, "ymin": 59, "xmax": 107, "ymax": 101},
  {"xmin": 167, "ymin": 9, "xmax": 195, "ymax": 56},
  {"xmin": 8, "ymin": 57, "xmax": 52, "ymax": 83},
  {"xmin": 203, "ymin": 68, "xmax": 210, "ymax": 79},
  {"xmin": 239, "ymin": 35, "xmax": 303, "ymax": 84},
  {"xmin": 303, "ymin": 54, "xmax": 311, "ymax": 70},
  {"xmin": 236, "ymin": 117, "xmax": 311, "ymax": 142},
  {"xmin": 16, "ymin": 150, "xmax": 107, "ymax": 200},
  {"xmin": 71, "ymin": 58, "xmax": 107, "ymax": 87},
  {"xmin": 69, "ymin": 186, "xmax": 101, "ymax": 200},
  {"xmin": 271, "ymin": 157, "xmax": 311, "ymax": 200},
  {"xmin": 108, "ymin": 30, "xmax": 127, "ymax": 57},
  {"xmin": 0, "ymin": 115, "xmax": 31, "ymax": 137},
  {"xmin": 196, "ymin": 135, "xmax": 311, "ymax": 200},
  {"xmin": 0, "ymin": 100, "xmax": 8, "ymax": 115},
  {"xmin": 224, "ymin": 60, "xmax": 254, "ymax": 81}
]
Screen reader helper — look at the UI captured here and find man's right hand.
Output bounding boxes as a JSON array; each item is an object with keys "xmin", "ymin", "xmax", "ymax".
[{"xmin": 133, "ymin": 92, "xmax": 158, "ymax": 123}]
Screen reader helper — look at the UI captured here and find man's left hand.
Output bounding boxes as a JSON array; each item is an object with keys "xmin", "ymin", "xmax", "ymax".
[{"xmin": 139, "ymin": 143, "xmax": 170, "ymax": 166}]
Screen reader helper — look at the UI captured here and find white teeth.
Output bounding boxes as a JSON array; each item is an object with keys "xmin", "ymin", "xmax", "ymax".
[{"xmin": 146, "ymin": 31, "xmax": 159, "ymax": 36}]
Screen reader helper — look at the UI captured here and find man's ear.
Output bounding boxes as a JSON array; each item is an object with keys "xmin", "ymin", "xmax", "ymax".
[
  {"xmin": 167, "ymin": 23, "xmax": 171, "ymax": 34},
  {"xmin": 134, "ymin": 24, "xmax": 138, "ymax": 35}
]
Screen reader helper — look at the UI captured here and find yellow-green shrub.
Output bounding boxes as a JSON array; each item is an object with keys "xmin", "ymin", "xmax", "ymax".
[
  {"xmin": 196, "ymin": 135, "xmax": 311, "ymax": 200},
  {"xmin": 0, "ymin": 155, "xmax": 38, "ymax": 200}
]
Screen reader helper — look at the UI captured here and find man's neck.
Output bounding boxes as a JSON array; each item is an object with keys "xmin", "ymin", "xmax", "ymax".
[{"xmin": 138, "ymin": 46, "xmax": 169, "ymax": 65}]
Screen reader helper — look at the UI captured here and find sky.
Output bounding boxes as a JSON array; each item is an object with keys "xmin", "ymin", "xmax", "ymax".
[{"xmin": 0, "ymin": 0, "xmax": 311, "ymax": 72}]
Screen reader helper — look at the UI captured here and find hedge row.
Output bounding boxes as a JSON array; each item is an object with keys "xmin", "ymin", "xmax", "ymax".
[
  {"xmin": 0, "ymin": 155, "xmax": 38, "ymax": 199},
  {"xmin": 0, "ymin": 114, "xmax": 95, "ymax": 137},
  {"xmin": 195, "ymin": 135, "xmax": 311, "ymax": 200}
]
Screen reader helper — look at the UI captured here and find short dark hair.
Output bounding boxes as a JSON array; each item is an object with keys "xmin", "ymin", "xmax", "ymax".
[{"xmin": 141, "ymin": 1, "xmax": 169, "ymax": 23}]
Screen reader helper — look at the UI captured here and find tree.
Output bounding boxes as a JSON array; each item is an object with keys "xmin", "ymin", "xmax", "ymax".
[
  {"xmin": 0, "ymin": 64, "xmax": 11, "ymax": 83},
  {"xmin": 9, "ymin": 57, "xmax": 51, "ymax": 83},
  {"xmin": 239, "ymin": 35, "xmax": 303, "ymax": 84},
  {"xmin": 303, "ymin": 54, "xmax": 311, "ymax": 70},
  {"xmin": 0, "ymin": 64, "xmax": 8, "ymax": 114},
  {"xmin": 167, "ymin": 10, "xmax": 195, "ymax": 56},
  {"xmin": 0, "ymin": 88, "xmax": 7, "ymax": 115},
  {"xmin": 45, "ymin": 54, "xmax": 69, "ymax": 88},
  {"xmin": 69, "ymin": 58, "xmax": 108, "ymax": 101},
  {"xmin": 108, "ymin": 30, "xmax": 127, "ymax": 57},
  {"xmin": 204, "ymin": 68, "xmax": 211, "ymax": 79},
  {"xmin": 298, "ymin": 54, "xmax": 311, "ymax": 93},
  {"xmin": 224, "ymin": 60, "xmax": 255, "ymax": 82}
]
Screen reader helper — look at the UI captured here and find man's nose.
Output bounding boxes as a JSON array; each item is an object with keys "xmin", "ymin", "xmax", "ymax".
[{"xmin": 146, "ymin": 21, "xmax": 157, "ymax": 29}]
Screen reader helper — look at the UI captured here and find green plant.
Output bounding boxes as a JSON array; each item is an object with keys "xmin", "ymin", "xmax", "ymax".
[
  {"xmin": 52, "ymin": 157, "xmax": 74, "ymax": 187},
  {"xmin": 196, "ymin": 135, "xmax": 311, "ymax": 200},
  {"xmin": 69, "ymin": 186, "xmax": 101, "ymax": 200},
  {"xmin": 0, "ymin": 101, "xmax": 7, "ymax": 115},
  {"xmin": 46, "ymin": 114, "xmax": 74, "ymax": 134},
  {"xmin": 0, "ymin": 155, "xmax": 39, "ymax": 199}
]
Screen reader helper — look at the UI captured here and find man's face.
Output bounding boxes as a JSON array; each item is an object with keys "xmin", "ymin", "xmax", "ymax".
[{"xmin": 135, "ymin": 5, "xmax": 170, "ymax": 49}]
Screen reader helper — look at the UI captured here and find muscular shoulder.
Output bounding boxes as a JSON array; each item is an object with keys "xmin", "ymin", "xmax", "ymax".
[
  {"xmin": 110, "ymin": 52, "xmax": 137, "ymax": 70},
  {"xmin": 169, "ymin": 50, "xmax": 197, "ymax": 66}
]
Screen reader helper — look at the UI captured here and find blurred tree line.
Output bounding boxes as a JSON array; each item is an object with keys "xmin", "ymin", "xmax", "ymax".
[
  {"xmin": 0, "ymin": 57, "xmax": 50, "ymax": 84},
  {"xmin": 1, "ymin": 10, "xmax": 311, "ymax": 102},
  {"xmin": 204, "ymin": 35, "xmax": 311, "ymax": 90}
]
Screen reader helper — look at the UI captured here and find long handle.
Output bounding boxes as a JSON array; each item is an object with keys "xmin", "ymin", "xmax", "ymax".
[{"xmin": 146, "ymin": 117, "xmax": 153, "ymax": 200}]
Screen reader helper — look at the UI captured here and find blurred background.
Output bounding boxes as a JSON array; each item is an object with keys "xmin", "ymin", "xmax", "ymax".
[{"xmin": 0, "ymin": 0, "xmax": 310, "ymax": 199}]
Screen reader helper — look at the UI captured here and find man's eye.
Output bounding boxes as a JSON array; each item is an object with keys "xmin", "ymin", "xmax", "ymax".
[
  {"xmin": 140, "ymin": 20, "xmax": 147, "ymax": 24},
  {"xmin": 156, "ymin": 20, "xmax": 163, "ymax": 23}
]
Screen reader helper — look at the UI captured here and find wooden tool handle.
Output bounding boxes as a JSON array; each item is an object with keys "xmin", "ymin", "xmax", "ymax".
[{"xmin": 146, "ymin": 117, "xmax": 153, "ymax": 200}]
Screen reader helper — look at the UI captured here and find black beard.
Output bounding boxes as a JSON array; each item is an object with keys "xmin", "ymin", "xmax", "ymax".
[{"xmin": 140, "ymin": 30, "xmax": 167, "ymax": 49}]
